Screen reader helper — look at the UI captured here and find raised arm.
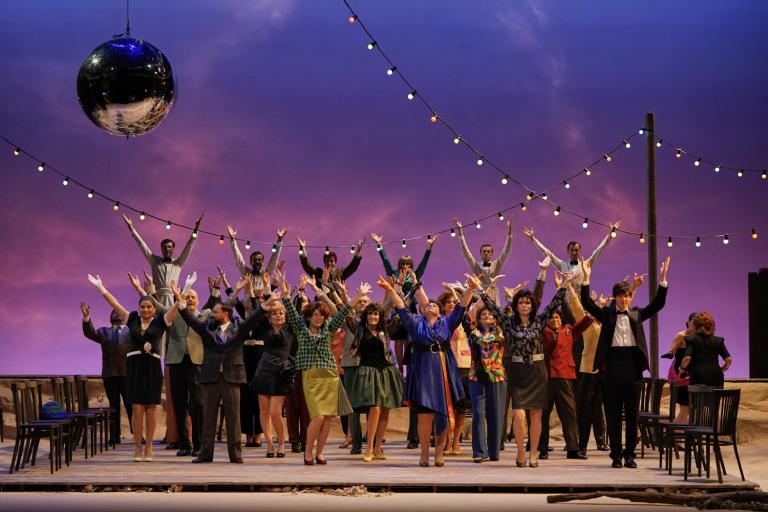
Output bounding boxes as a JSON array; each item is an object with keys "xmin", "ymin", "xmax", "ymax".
[
  {"xmin": 302, "ymin": 274, "xmax": 338, "ymax": 315},
  {"xmin": 587, "ymin": 221, "xmax": 620, "ymax": 266},
  {"xmin": 455, "ymin": 218, "xmax": 479, "ymax": 272},
  {"xmin": 297, "ymin": 237, "xmax": 316, "ymax": 276},
  {"xmin": 578, "ymin": 259, "xmax": 605, "ymax": 322},
  {"xmin": 340, "ymin": 238, "xmax": 365, "ymax": 281},
  {"xmin": 415, "ymin": 235, "xmax": 438, "ymax": 279},
  {"xmin": 566, "ymin": 282, "xmax": 586, "ymax": 323},
  {"xmin": 371, "ymin": 233, "xmax": 396, "ymax": 276},
  {"xmin": 264, "ymin": 228, "xmax": 287, "ymax": 275},
  {"xmin": 227, "ymin": 224, "xmax": 251, "ymax": 277},
  {"xmin": 494, "ymin": 218, "xmax": 514, "ymax": 269},
  {"xmin": 523, "ymin": 226, "xmax": 565, "ymax": 269},
  {"xmin": 80, "ymin": 302, "xmax": 103, "ymax": 343},
  {"xmin": 122, "ymin": 214, "xmax": 155, "ymax": 264},
  {"xmin": 174, "ymin": 214, "xmax": 204, "ymax": 266},
  {"xmin": 638, "ymin": 256, "xmax": 670, "ymax": 321},
  {"xmin": 128, "ymin": 272, "xmax": 165, "ymax": 312},
  {"xmin": 88, "ymin": 275, "xmax": 129, "ymax": 324},
  {"xmin": 377, "ymin": 276, "xmax": 405, "ymax": 310}
]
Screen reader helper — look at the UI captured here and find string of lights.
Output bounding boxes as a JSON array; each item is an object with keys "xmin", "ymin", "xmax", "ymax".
[{"xmin": 2, "ymin": 134, "xmax": 764, "ymax": 253}]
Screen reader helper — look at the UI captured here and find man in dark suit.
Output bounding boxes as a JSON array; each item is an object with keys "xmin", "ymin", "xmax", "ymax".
[
  {"xmin": 81, "ymin": 303, "xmax": 132, "ymax": 444},
  {"xmin": 579, "ymin": 256, "xmax": 670, "ymax": 469},
  {"xmin": 175, "ymin": 282, "xmax": 274, "ymax": 463}
]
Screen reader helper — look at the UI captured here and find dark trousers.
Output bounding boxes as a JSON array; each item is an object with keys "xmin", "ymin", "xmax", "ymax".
[
  {"xmin": 604, "ymin": 348, "xmax": 642, "ymax": 460},
  {"xmin": 168, "ymin": 355, "xmax": 202, "ymax": 451},
  {"xmin": 469, "ymin": 380, "xmax": 507, "ymax": 459},
  {"xmin": 200, "ymin": 375, "xmax": 241, "ymax": 461},
  {"xmin": 576, "ymin": 371, "xmax": 607, "ymax": 450},
  {"xmin": 241, "ymin": 345, "xmax": 263, "ymax": 437},
  {"xmin": 103, "ymin": 376, "xmax": 132, "ymax": 442},
  {"xmin": 286, "ymin": 370, "xmax": 309, "ymax": 444},
  {"xmin": 342, "ymin": 366, "xmax": 363, "ymax": 449},
  {"xmin": 539, "ymin": 377, "xmax": 579, "ymax": 452},
  {"xmin": 407, "ymin": 408, "xmax": 419, "ymax": 443}
]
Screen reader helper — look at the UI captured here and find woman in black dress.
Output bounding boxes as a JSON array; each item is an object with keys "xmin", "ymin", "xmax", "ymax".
[
  {"xmin": 680, "ymin": 312, "xmax": 733, "ymax": 388},
  {"xmin": 88, "ymin": 274, "xmax": 181, "ymax": 462},
  {"xmin": 251, "ymin": 299, "xmax": 297, "ymax": 458},
  {"xmin": 662, "ymin": 313, "xmax": 696, "ymax": 423},
  {"xmin": 347, "ymin": 302, "xmax": 404, "ymax": 462}
]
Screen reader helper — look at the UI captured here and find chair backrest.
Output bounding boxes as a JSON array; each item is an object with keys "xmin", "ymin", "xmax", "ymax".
[
  {"xmin": 688, "ymin": 385, "xmax": 716, "ymax": 428},
  {"xmin": 62, "ymin": 377, "xmax": 79, "ymax": 413},
  {"xmin": 50, "ymin": 378, "xmax": 65, "ymax": 405},
  {"xmin": 75, "ymin": 376, "xmax": 91, "ymax": 409},
  {"xmin": 11, "ymin": 381, "xmax": 27, "ymax": 425},
  {"xmin": 639, "ymin": 377, "xmax": 653, "ymax": 413},
  {"xmin": 713, "ymin": 389, "xmax": 741, "ymax": 436},
  {"xmin": 650, "ymin": 378, "xmax": 667, "ymax": 415},
  {"xmin": 23, "ymin": 381, "xmax": 42, "ymax": 422}
]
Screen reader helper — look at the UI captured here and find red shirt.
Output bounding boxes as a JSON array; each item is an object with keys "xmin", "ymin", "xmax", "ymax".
[{"xmin": 543, "ymin": 316, "xmax": 593, "ymax": 379}]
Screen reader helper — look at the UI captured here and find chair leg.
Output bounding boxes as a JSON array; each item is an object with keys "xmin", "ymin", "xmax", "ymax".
[
  {"xmin": 9, "ymin": 433, "xmax": 23, "ymax": 474},
  {"xmin": 712, "ymin": 439, "xmax": 724, "ymax": 484},
  {"xmin": 732, "ymin": 439, "xmax": 745, "ymax": 481}
]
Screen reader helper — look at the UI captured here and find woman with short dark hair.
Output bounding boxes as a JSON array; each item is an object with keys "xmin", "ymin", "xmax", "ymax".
[{"xmin": 680, "ymin": 312, "xmax": 732, "ymax": 388}]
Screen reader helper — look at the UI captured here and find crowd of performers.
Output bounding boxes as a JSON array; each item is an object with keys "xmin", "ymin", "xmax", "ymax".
[{"xmin": 80, "ymin": 214, "xmax": 732, "ymax": 468}]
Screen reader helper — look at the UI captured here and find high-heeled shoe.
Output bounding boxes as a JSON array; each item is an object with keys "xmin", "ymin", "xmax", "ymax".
[
  {"xmin": 363, "ymin": 454, "xmax": 373, "ymax": 462},
  {"xmin": 315, "ymin": 457, "xmax": 328, "ymax": 465},
  {"xmin": 516, "ymin": 457, "xmax": 527, "ymax": 467},
  {"xmin": 528, "ymin": 457, "xmax": 539, "ymax": 468},
  {"xmin": 304, "ymin": 457, "xmax": 315, "ymax": 466},
  {"xmin": 434, "ymin": 460, "xmax": 445, "ymax": 467},
  {"xmin": 418, "ymin": 460, "xmax": 429, "ymax": 467}
]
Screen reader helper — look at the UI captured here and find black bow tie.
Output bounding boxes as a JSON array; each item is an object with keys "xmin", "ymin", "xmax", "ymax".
[
  {"xmin": 482, "ymin": 262, "xmax": 491, "ymax": 268},
  {"xmin": 163, "ymin": 257, "xmax": 173, "ymax": 263},
  {"xmin": 570, "ymin": 260, "xmax": 578, "ymax": 266},
  {"xmin": 617, "ymin": 310, "xmax": 629, "ymax": 316}
]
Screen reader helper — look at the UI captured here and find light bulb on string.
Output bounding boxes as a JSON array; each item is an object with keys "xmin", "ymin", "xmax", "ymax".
[
  {"xmin": 430, "ymin": 114, "xmax": 438, "ymax": 123},
  {"xmin": 349, "ymin": 246, "xmax": 355, "ymax": 254},
  {"xmin": 62, "ymin": 177, "xmax": 69, "ymax": 186},
  {"xmin": 695, "ymin": 237, "xmax": 701, "ymax": 248},
  {"xmin": 639, "ymin": 233, "xmax": 646, "ymax": 244},
  {"xmin": 139, "ymin": 212, "xmax": 146, "ymax": 221},
  {"xmin": 526, "ymin": 192, "xmax": 534, "ymax": 201},
  {"xmin": 582, "ymin": 218, "xmax": 589, "ymax": 229},
  {"xmin": 584, "ymin": 167, "xmax": 591, "ymax": 176},
  {"xmin": 497, "ymin": 212, "xmax": 504, "ymax": 221},
  {"xmin": 553, "ymin": 206, "xmax": 561, "ymax": 216},
  {"xmin": 245, "ymin": 241, "xmax": 251, "ymax": 250},
  {"xmin": 13, "ymin": 147, "xmax": 20, "ymax": 156},
  {"xmin": 37, "ymin": 162, "xmax": 45, "ymax": 172},
  {"xmin": 762, "ymin": 171, "xmax": 767, "ymax": 180},
  {"xmin": 623, "ymin": 140, "xmax": 631, "ymax": 149},
  {"xmin": 165, "ymin": 221, "xmax": 172, "ymax": 230},
  {"xmin": 476, "ymin": 157, "xmax": 484, "ymax": 166},
  {"xmin": 737, "ymin": 170, "xmax": 744, "ymax": 177},
  {"xmin": 272, "ymin": 244, "xmax": 278, "ymax": 253},
  {"xmin": 638, "ymin": 128, "xmax": 645, "ymax": 135},
  {"xmin": 610, "ymin": 227, "xmax": 617, "ymax": 238},
  {"xmin": 367, "ymin": 41, "xmax": 377, "ymax": 50},
  {"xmin": 407, "ymin": 90, "xmax": 416, "ymax": 100},
  {"xmin": 714, "ymin": 165, "xmax": 721, "ymax": 173},
  {"xmin": 694, "ymin": 159, "xmax": 701, "ymax": 167},
  {"xmin": 450, "ymin": 228, "xmax": 456, "ymax": 238},
  {"xmin": 563, "ymin": 181, "xmax": 570, "ymax": 189},
  {"xmin": 520, "ymin": 203, "xmax": 527, "ymax": 212},
  {"xmin": 474, "ymin": 220, "xmax": 481, "ymax": 229},
  {"xmin": 324, "ymin": 246, "xmax": 330, "ymax": 256},
  {"xmin": 348, "ymin": 15, "xmax": 357, "ymax": 23},
  {"xmin": 219, "ymin": 235, "xmax": 225, "ymax": 245},
  {"xmin": 501, "ymin": 175, "xmax": 509, "ymax": 185},
  {"xmin": 541, "ymin": 192, "xmax": 548, "ymax": 200},
  {"xmin": 675, "ymin": 149, "xmax": 682, "ymax": 158},
  {"xmin": 386, "ymin": 66, "xmax": 396, "ymax": 76},
  {"xmin": 752, "ymin": 229, "xmax": 758, "ymax": 239},
  {"xmin": 723, "ymin": 234, "xmax": 729, "ymax": 245},
  {"xmin": 192, "ymin": 231, "xmax": 198, "ymax": 239},
  {"xmin": 453, "ymin": 135, "xmax": 461, "ymax": 144},
  {"xmin": 603, "ymin": 154, "xmax": 612, "ymax": 162},
  {"xmin": 667, "ymin": 237, "xmax": 673, "ymax": 248},
  {"xmin": 113, "ymin": 202, "xmax": 120, "ymax": 212},
  {"xmin": 401, "ymin": 240, "xmax": 407, "ymax": 248},
  {"xmin": 656, "ymin": 139, "xmax": 663, "ymax": 148},
  {"xmin": 87, "ymin": 190, "xmax": 94, "ymax": 199}
]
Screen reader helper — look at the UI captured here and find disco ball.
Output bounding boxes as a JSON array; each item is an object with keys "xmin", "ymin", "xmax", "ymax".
[{"xmin": 76, "ymin": 36, "xmax": 176, "ymax": 137}]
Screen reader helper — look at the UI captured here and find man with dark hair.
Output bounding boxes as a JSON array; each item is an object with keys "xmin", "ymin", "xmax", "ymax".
[
  {"xmin": 122, "ymin": 213, "xmax": 204, "ymax": 309},
  {"xmin": 297, "ymin": 236, "xmax": 365, "ymax": 294},
  {"xmin": 455, "ymin": 217, "xmax": 513, "ymax": 304},
  {"xmin": 227, "ymin": 225, "xmax": 286, "ymax": 295},
  {"xmin": 579, "ymin": 256, "xmax": 670, "ymax": 469},
  {"xmin": 80, "ymin": 303, "xmax": 132, "ymax": 444}
]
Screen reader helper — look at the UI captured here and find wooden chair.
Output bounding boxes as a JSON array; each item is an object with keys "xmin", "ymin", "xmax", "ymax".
[
  {"xmin": 660, "ymin": 385, "xmax": 713, "ymax": 475},
  {"xmin": 75, "ymin": 376, "xmax": 113, "ymax": 451},
  {"xmin": 684, "ymin": 388, "xmax": 744, "ymax": 483},
  {"xmin": 62, "ymin": 377, "xmax": 98, "ymax": 459},
  {"xmin": 638, "ymin": 378, "xmax": 666, "ymax": 457},
  {"xmin": 9, "ymin": 381, "xmax": 63, "ymax": 474}
]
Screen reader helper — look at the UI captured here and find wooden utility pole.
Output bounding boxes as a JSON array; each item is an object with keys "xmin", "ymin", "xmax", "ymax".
[{"xmin": 646, "ymin": 112, "xmax": 659, "ymax": 379}]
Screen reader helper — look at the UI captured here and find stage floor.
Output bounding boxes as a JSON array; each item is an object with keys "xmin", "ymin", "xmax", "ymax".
[{"xmin": 0, "ymin": 438, "xmax": 758, "ymax": 493}]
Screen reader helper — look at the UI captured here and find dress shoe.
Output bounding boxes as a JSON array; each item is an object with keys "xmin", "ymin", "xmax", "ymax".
[
  {"xmin": 489, "ymin": 457, "xmax": 499, "ymax": 461},
  {"xmin": 406, "ymin": 440, "xmax": 419, "ymax": 449},
  {"xmin": 434, "ymin": 461, "xmax": 445, "ymax": 467},
  {"xmin": 166, "ymin": 442, "xmax": 179, "ymax": 450},
  {"xmin": 176, "ymin": 448, "xmax": 192, "ymax": 457},
  {"xmin": 230, "ymin": 457, "xmax": 244, "ymax": 464},
  {"xmin": 596, "ymin": 443, "xmax": 609, "ymax": 451},
  {"xmin": 538, "ymin": 451, "xmax": 549, "ymax": 460},
  {"xmin": 623, "ymin": 457, "xmax": 638, "ymax": 468},
  {"xmin": 266, "ymin": 451, "xmax": 275, "ymax": 458},
  {"xmin": 276, "ymin": 452, "xmax": 286, "ymax": 458},
  {"xmin": 191, "ymin": 448, "xmax": 200, "ymax": 457},
  {"xmin": 350, "ymin": 447, "xmax": 362, "ymax": 455},
  {"xmin": 418, "ymin": 461, "xmax": 429, "ymax": 467},
  {"xmin": 528, "ymin": 458, "xmax": 539, "ymax": 468},
  {"xmin": 192, "ymin": 457, "xmax": 213, "ymax": 463},
  {"xmin": 516, "ymin": 458, "xmax": 527, "ymax": 468},
  {"xmin": 567, "ymin": 450, "xmax": 588, "ymax": 460},
  {"xmin": 315, "ymin": 457, "xmax": 327, "ymax": 465},
  {"xmin": 291, "ymin": 442, "xmax": 303, "ymax": 453},
  {"xmin": 245, "ymin": 441, "xmax": 259, "ymax": 448},
  {"xmin": 611, "ymin": 459, "xmax": 623, "ymax": 468},
  {"xmin": 303, "ymin": 457, "xmax": 314, "ymax": 466}
]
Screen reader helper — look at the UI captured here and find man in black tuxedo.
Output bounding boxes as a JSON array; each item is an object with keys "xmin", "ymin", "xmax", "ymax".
[
  {"xmin": 579, "ymin": 256, "xmax": 670, "ymax": 468},
  {"xmin": 174, "ymin": 281, "xmax": 275, "ymax": 463}
]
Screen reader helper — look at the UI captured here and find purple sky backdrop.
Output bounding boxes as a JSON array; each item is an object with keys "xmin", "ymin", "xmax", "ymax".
[{"xmin": 0, "ymin": 1, "xmax": 765, "ymax": 376}]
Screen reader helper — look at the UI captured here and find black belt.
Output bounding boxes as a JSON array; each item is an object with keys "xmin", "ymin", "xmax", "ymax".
[{"xmin": 413, "ymin": 342, "xmax": 448, "ymax": 354}]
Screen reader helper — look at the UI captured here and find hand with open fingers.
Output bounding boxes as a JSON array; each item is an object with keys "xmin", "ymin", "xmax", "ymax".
[
  {"xmin": 184, "ymin": 272, "xmax": 197, "ymax": 292},
  {"xmin": 660, "ymin": 256, "xmax": 671, "ymax": 282},
  {"xmin": 376, "ymin": 275, "xmax": 393, "ymax": 291},
  {"xmin": 465, "ymin": 273, "xmax": 482, "ymax": 290},
  {"xmin": 227, "ymin": 225, "xmax": 237, "ymax": 239},
  {"xmin": 538, "ymin": 255, "xmax": 551, "ymax": 269},
  {"xmin": 358, "ymin": 282, "xmax": 372, "ymax": 296},
  {"xmin": 80, "ymin": 302, "xmax": 90, "ymax": 318},
  {"xmin": 276, "ymin": 228, "xmax": 287, "ymax": 240},
  {"xmin": 122, "ymin": 214, "xmax": 132, "ymax": 227},
  {"xmin": 427, "ymin": 234, "xmax": 440, "ymax": 246},
  {"xmin": 580, "ymin": 257, "xmax": 592, "ymax": 280},
  {"xmin": 522, "ymin": 226, "xmax": 534, "ymax": 240}
]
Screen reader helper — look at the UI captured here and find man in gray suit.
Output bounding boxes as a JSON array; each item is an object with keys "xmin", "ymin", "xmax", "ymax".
[
  {"xmin": 80, "ymin": 303, "xmax": 132, "ymax": 444},
  {"xmin": 175, "ymin": 283, "xmax": 276, "ymax": 463}
]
